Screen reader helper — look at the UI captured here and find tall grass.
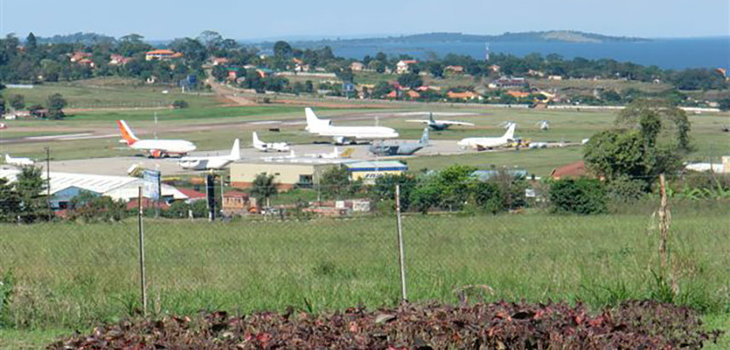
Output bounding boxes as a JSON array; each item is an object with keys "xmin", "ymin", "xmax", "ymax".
[{"xmin": 0, "ymin": 208, "xmax": 728, "ymax": 330}]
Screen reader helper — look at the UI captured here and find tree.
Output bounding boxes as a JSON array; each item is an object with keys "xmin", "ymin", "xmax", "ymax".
[
  {"xmin": 616, "ymin": 99, "xmax": 691, "ymax": 151},
  {"xmin": 372, "ymin": 81, "xmax": 393, "ymax": 98},
  {"xmin": 372, "ymin": 174, "xmax": 417, "ymax": 211},
  {"xmin": 9, "ymin": 94, "xmax": 24, "ymax": 110},
  {"xmin": 15, "ymin": 166, "xmax": 49, "ymax": 223},
  {"xmin": 0, "ymin": 96, "xmax": 5, "ymax": 116},
  {"xmin": 319, "ymin": 166, "xmax": 358, "ymax": 199},
  {"xmin": 548, "ymin": 178, "xmax": 607, "ymax": 215},
  {"xmin": 397, "ymin": 73, "xmax": 423, "ymax": 89},
  {"xmin": 0, "ymin": 178, "xmax": 20, "ymax": 222},
  {"xmin": 251, "ymin": 173, "xmax": 277, "ymax": 208},
  {"xmin": 212, "ymin": 64, "xmax": 228, "ymax": 81},
  {"xmin": 273, "ymin": 41, "xmax": 293, "ymax": 59},
  {"xmin": 47, "ymin": 93, "xmax": 67, "ymax": 119},
  {"xmin": 25, "ymin": 32, "xmax": 37, "ymax": 51}
]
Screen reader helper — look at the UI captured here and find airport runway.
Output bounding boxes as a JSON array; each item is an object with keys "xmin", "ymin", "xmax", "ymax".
[{"xmin": 43, "ymin": 140, "xmax": 471, "ymax": 176}]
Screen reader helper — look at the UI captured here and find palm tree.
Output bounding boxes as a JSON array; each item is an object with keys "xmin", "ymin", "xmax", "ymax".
[{"xmin": 251, "ymin": 173, "xmax": 277, "ymax": 208}]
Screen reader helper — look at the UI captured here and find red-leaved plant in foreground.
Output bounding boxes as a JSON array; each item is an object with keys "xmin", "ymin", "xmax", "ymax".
[{"xmin": 49, "ymin": 300, "xmax": 723, "ymax": 349}]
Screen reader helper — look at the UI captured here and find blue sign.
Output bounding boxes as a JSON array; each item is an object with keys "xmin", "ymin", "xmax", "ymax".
[{"xmin": 143, "ymin": 170, "xmax": 161, "ymax": 200}]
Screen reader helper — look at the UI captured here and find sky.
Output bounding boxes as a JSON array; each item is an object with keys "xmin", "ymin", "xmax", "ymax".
[{"xmin": 1, "ymin": 0, "xmax": 728, "ymax": 41}]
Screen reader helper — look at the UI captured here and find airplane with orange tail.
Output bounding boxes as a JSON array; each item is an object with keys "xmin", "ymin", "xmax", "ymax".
[{"xmin": 116, "ymin": 120, "xmax": 196, "ymax": 158}]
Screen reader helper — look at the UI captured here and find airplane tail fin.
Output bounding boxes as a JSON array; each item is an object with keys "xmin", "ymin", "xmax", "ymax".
[
  {"xmin": 503, "ymin": 123, "xmax": 516, "ymax": 140},
  {"xmin": 340, "ymin": 148, "xmax": 354, "ymax": 158},
  {"xmin": 420, "ymin": 127, "xmax": 430, "ymax": 144},
  {"xmin": 117, "ymin": 120, "xmax": 139, "ymax": 145},
  {"xmin": 230, "ymin": 138, "xmax": 241, "ymax": 160},
  {"xmin": 305, "ymin": 107, "xmax": 330, "ymax": 132},
  {"xmin": 252, "ymin": 132, "xmax": 262, "ymax": 147}
]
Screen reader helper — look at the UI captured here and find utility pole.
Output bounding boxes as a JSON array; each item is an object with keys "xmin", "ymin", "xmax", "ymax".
[
  {"xmin": 45, "ymin": 146, "xmax": 51, "ymax": 220},
  {"xmin": 395, "ymin": 184, "xmax": 407, "ymax": 303},
  {"xmin": 137, "ymin": 186, "xmax": 148, "ymax": 316}
]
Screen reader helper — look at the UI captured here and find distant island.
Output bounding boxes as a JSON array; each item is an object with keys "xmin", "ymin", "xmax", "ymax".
[{"xmin": 267, "ymin": 31, "xmax": 650, "ymax": 47}]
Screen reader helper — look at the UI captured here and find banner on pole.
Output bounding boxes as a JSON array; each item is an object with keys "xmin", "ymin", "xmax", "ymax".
[{"xmin": 143, "ymin": 170, "xmax": 161, "ymax": 200}]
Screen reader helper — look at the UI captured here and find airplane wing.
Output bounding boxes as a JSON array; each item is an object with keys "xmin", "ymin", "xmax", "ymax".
[
  {"xmin": 438, "ymin": 120, "xmax": 475, "ymax": 126},
  {"xmin": 405, "ymin": 119, "xmax": 431, "ymax": 124}
]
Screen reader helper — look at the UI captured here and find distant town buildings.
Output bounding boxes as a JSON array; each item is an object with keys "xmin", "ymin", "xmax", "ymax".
[{"xmin": 488, "ymin": 76, "xmax": 527, "ymax": 89}]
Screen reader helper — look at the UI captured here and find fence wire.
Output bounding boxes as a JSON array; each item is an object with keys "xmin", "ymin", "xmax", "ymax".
[{"xmin": 0, "ymin": 177, "xmax": 729, "ymax": 331}]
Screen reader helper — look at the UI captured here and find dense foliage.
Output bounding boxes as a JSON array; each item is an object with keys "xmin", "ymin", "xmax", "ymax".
[
  {"xmin": 49, "ymin": 301, "xmax": 722, "ymax": 349},
  {"xmin": 549, "ymin": 178, "xmax": 607, "ymax": 214}
]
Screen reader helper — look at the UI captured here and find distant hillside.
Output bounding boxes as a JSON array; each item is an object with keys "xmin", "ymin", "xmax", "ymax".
[
  {"xmin": 280, "ymin": 31, "xmax": 648, "ymax": 47},
  {"xmin": 35, "ymin": 32, "xmax": 116, "ymax": 45}
]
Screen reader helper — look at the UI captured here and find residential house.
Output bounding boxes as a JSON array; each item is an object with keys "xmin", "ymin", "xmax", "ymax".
[
  {"xmin": 446, "ymin": 91, "xmax": 480, "ymax": 100},
  {"xmin": 77, "ymin": 58, "xmax": 95, "ymax": 68},
  {"xmin": 488, "ymin": 64, "xmax": 501, "ymax": 73},
  {"xmin": 396, "ymin": 60, "xmax": 418, "ymax": 74},
  {"xmin": 109, "ymin": 54, "xmax": 132, "ymax": 66},
  {"xmin": 528, "ymin": 69, "xmax": 545, "ymax": 77},
  {"xmin": 405, "ymin": 90, "xmax": 420, "ymax": 99},
  {"xmin": 212, "ymin": 57, "xmax": 230, "ymax": 66},
  {"xmin": 222, "ymin": 191, "xmax": 256, "ymax": 215},
  {"xmin": 256, "ymin": 68, "xmax": 274, "ymax": 78},
  {"xmin": 506, "ymin": 90, "xmax": 531, "ymax": 99},
  {"xmin": 350, "ymin": 61, "xmax": 365, "ymax": 71},
  {"xmin": 69, "ymin": 52, "xmax": 91, "ymax": 63},
  {"xmin": 444, "ymin": 65, "xmax": 464, "ymax": 74},
  {"xmin": 488, "ymin": 77, "xmax": 527, "ymax": 89},
  {"xmin": 145, "ymin": 49, "xmax": 182, "ymax": 61},
  {"xmin": 550, "ymin": 160, "xmax": 588, "ymax": 180},
  {"xmin": 292, "ymin": 58, "xmax": 310, "ymax": 72},
  {"xmin": 547, "ymin": 75, "xmax": 563, "ymax": 81},
  {"xmin": 177, "ymin": 188, "xmax": 206, "ymax": 204}
]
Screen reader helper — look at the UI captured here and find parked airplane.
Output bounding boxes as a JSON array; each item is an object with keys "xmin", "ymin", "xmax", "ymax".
[
  {"xmin": 117, "ymin": 120, "xmax": 196, "ymax": 158},
  {"xmin": 405, "ymin": 112, "xmax": 474, "ymax": 131},
  {"xmin": 457, "ymin": 123, "xmax": 517, "ymax": 151},
  {"xmin": 178, "ymin": 139, "xmax": 241, "ymax": 170},
  {"xmin": 304, "ymin": 107, "xmax": 398, "ymax": 144},
  {"xmin": 252, "ymin": 132, "xmax": 290, "ymax": 152},
  {"xmin": 4, "ymin": 154, "xmax": 34, "ymax": 166},
  {"xmin": 305, "ymin": 147, "xmax": 354, "ymax": 159},
  {"xmin": 369, "ymin": 128, "xmax": 429, "ymax": 156},
  {"xmin": 536, "ymin": 120, "xmax": 550, "ymax": 131}
]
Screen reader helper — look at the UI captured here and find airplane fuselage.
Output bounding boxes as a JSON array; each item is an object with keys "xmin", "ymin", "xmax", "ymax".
[{"xmin": 129, "ymin": 139, "xmax": 196, "ymax": 157}]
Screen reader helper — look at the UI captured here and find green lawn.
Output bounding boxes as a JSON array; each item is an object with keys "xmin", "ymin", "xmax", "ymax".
[
  {"xmin": 3, "ymin": 77, "xmax": 220, "ymax": 109},
  {"xmin": 1, "ymin": 205, "xmax": 728, "ymax": 332}
]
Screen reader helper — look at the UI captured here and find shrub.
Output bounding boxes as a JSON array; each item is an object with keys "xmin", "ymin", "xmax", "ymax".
[
  {"xmin": 171, "ymin": 100, "xmax": 189, "ymax": 109},
  {"xmin": 549, "ymin": 178, "xmax": 607, "ymax": 214}
]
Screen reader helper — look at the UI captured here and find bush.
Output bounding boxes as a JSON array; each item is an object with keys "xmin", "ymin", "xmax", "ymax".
[
  {"xmin": 549, "ymin": 178, "xmax": 607, "ymax": 214},
  {"xmin": 171, "ymin": 100, "xmax": 189, "ymax": 109},
  {"xmin": 50, "ymin": 301, "xmax": 723, "ymax": 349}
]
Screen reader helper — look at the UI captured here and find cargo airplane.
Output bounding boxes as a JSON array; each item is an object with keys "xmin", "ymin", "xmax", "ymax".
[
  {"xmin": 405, "ymin": 112, "xmax": 474, "ymax": 131},
  {"xmin": 457, "ymin": 123, "xmax": 517, "ymax": 151},
  {"xmin": 178, "ymin": 139, "xmax": 240, "ymax": 170},
  {"xmin": 304, "ymin": 107, "xmax": 398, "ymax": 144},
  {"xmin": 117, "ymin": 120, "xmax": 196, "ymax": 158},
  {"xmin": 253, "ymin": 132, "xmax": 290, "ymax": 152},
  {"xmin": 369, "ymin": 128, "xmax": 429, "ymax": 156},
  {"xmin": 4, "ymin": 154, "xmax": 35, "ymax": 166}
]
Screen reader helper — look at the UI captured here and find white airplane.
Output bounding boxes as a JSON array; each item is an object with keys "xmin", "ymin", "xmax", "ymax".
[
  {"xmin": 178, "ymin": 139, "xmax": 241, "ymax": 170},
  {"xmin": 4, "ymin": 154, "xmax": 35, "ymax": 166},
  {"xmin": 457, "ymin": 123, "xmax": 517, "ymax": 151},
  {"xmin": 117, "ymin": 120, "xmax": 196, "ymax": 158},
  {"xmin": 305, "ymin": 147, "xmax": 355, "ymax": 159},
  {"xmin": 305, "ymin": 107, "xmax": 398, "ymax": 144},
  {"xmin": 537, "ymin": 120, "xmax": 550, "ymax": 131},
  {"xmin": 405, "ymin": 112, "xmax": 475, "ymax": 130},
  {"xmin": 252, "ymin": 132, "xmax": 290, "ymax": 152}
]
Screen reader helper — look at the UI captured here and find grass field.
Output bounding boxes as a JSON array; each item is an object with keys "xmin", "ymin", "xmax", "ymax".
[{"xmin": 1, "ymin": 204, "xmax": 728, "ymax": 337}]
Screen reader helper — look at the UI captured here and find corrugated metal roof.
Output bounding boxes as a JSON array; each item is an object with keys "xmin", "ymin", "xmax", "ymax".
[{"xmin": 344, "ymin": 161, "xmax": 407, "ymax": 170}]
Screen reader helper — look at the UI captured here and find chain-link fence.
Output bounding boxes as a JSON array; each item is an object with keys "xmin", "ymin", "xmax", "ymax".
[{"xmin": 1, "ymin": 177, "xmax": 729, "ymax": 331}]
